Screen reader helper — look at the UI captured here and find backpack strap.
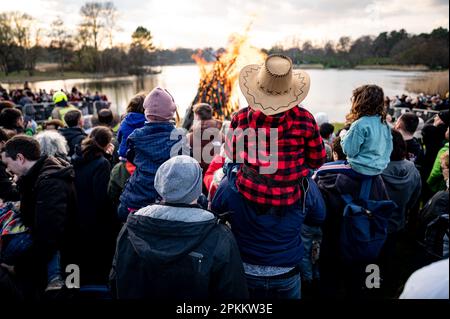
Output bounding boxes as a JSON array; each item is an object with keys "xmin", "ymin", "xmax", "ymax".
[{"xmin": 359, "ymin": 177, "xmax": 373, "ymax": 201}]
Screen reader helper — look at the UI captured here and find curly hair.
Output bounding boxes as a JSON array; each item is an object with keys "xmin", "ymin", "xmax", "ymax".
[
  {"xmin": 346, "ymin": 85, "xmax": 386, "ymax": 124},
  {"xmin": 35, "ymin": 130, "xmax": 68, "ymax": 157}
]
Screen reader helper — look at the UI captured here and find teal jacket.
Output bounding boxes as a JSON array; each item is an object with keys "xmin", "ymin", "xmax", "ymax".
[{"xmin": 341, "ymin": 115, "xmax": 392, "ymax": 175}]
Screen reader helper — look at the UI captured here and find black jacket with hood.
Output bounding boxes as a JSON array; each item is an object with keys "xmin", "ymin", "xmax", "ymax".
[
  {"xmin": 15, "ymin": 155, "xmax": 77, "ymax": 292},
  {"xmin": 110, "ymin": 204, "xmax": 249, "ymax": 299}
]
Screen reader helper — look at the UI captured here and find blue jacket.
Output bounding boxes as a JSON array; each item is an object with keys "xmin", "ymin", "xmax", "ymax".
[
  {"xmin": 211, "ymin": 166, "xmax": 326, "ymax": 267},
  {"xmin": 341, "ymin": 116, "xmax": 392, "ymax": 175},
  {"xmin": 117, "ymin": 113, "xmax": 146, "ymax": 159},
  {"xmin": 119, "ymin": 122, "xmax": 187, "ymax": 210}
]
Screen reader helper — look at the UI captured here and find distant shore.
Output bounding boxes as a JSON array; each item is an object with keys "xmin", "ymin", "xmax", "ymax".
[{"xmin": 294, "ymin": 64, "xmax": 433, "ymax": 71}]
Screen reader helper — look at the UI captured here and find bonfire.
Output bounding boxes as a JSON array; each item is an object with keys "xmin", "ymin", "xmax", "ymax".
[{"xmin": 182, "ymin": 31, "xmax": 266, "ymax": 130}]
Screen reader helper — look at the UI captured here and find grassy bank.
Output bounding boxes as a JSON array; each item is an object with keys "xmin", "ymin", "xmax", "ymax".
[
  {"xmin": 406, "ymin": 70, "xmax": 449, "ymax": 96},
  {"xmin": 354, "ymin": 64, "xmax": 430, "ymax": 71}
]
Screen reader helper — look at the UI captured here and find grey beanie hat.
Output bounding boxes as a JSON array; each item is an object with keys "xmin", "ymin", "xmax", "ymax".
[{"xmin": 154, "ymin": 155, "xmax": 202, "ymax": 204}]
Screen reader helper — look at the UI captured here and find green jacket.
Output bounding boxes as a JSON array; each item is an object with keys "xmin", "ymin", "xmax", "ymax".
[{"xmin": 427, "ymin": 142, "xmax": 449, "ymax": 192}]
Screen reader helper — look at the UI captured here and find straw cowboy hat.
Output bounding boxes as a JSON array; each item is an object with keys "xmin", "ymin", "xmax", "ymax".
[{"xmin": 239, "ymin": 54, "xmax": 311, "ymax": 116}]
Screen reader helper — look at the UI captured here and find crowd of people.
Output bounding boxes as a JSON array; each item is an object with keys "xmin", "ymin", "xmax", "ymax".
[
  {"xmin": 0, "ymin": 54, "xmax": 448, "ymax": 301},
  {"xmin": 386, "ymin": 92, "xmax": 449, "ymax": 111},
  {"xmin": 0, "ymin": 83, "xmax": 108, "ymax": 107}
]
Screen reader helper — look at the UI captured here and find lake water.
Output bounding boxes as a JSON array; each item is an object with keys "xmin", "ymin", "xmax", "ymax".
[{"xmin": 3, "ymin": 65, "xmax": 426, "ymax": 122}]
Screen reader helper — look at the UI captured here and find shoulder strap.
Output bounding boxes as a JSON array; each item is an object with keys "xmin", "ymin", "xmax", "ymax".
[{"xmin": 359, "ymin": 177, "xmax": 373, "ymax": 201}]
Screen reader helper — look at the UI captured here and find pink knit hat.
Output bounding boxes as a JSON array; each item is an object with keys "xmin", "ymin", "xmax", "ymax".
[{"xmin": 143, "ymin": 87, "xmax": 177, "ymax": 121}]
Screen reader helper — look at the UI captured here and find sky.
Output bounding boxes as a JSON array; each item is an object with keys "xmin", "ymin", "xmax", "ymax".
[{"xmin": 1, "ymin": 0, "xmax": 449, "ymax": 49}]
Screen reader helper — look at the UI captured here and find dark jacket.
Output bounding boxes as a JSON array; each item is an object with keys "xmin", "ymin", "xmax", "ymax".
[
  {"xmin": 117, "ymin": 112, "xmax": 146, "ymax": 159},
  {"xmin": 59, "ymin": 127, "xmax": 87, "ymax": 157},
  {"xmin": 110, "ymin": 204, "xmax": 248, "ymax": 299},
  {"xmin": 119, "ymin": 122, "xmax": 187, "ymax": 210},
  {"xmin": 0, "ymin": 162, "xmax": 19, "ymax": 201},
  {"xmin": 15, "ymin": 156, "xmax": 77, "ymax": 290},
  {"xmin": 72, "ymin": 149, "xmax": 118, "ymax": 285},
  {"xmin": 211, "ymin": 170, "xmax": 326, "ymax": 267},
  {"xmin": 382, "ymin": 159, "xmax": 422, "ymax": 233}
]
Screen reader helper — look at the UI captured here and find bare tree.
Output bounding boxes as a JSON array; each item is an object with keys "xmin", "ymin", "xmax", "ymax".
[
  {"xmin": 49, "ymin": 17, "xmax": 72, "ymax": 75},
  {"xmin": 79, "ymin": 2, "xmax": 104, "ymax": 52},
  {"xmin": 0, "ymin": 13, "xmax": 15, "ymax": 75},
  {"xmin": 10, "ymin": 12, "xmax": 41, "ymax": 75},
  {"xmin": 103, "ymin": 2, "xmax": 121, "ymax": 48}
]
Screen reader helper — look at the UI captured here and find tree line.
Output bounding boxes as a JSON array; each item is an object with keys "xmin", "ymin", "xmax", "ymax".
[
  {"xmin": 0, "ymin": 1, "xmax": 448, "ymax": 77},
  {"xmin": 268, "ymin": 28, "xmax": 449, "ymax": 69}
]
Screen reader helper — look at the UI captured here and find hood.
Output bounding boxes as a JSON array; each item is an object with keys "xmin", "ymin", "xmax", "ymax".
[
  {"xmin": 59, "ymin": 127, "xmax": 86, "ymax": 142},
  {"xmin": 19, "ymin": 156, "xmax": 75, "ymax": 189},
  {"xmin": 382, "ymin": 160, "xmax": 420, "ymax": 191},
  {"xmin": 37, "ymin": 155, "xmax": 75, "ymax": 182},
  {"xmin": 317, "ymin": 171, "xmax": 361, "ymax": 196},
  {"xmin": 125, "ymin": 205, "xmax": 216, "ymax": 264},
  {"xmin": 124, "ymin": 112, "xmax": 146, "ymax": 128}
]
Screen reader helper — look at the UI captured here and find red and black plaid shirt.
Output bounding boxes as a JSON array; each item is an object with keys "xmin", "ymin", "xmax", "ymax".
[{"xmin": 225, "ymin": 106, "xmax": 326, "ymax": 206}]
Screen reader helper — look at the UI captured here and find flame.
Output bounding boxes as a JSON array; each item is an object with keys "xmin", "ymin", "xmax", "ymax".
[{"xmin": 191, "ymin": 30, "xmax": 266, "ymax": 120}]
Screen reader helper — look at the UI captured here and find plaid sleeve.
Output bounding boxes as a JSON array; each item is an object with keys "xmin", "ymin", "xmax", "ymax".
[
  {"xmin": 304, "ymin": 114, "xmax": 326, "ymax": 169},
  {"xmin": 224, "ymin": 109, "xmax": 247, "ymax": 162}
]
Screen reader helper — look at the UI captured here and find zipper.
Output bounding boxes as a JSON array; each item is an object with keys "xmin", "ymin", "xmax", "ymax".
[{"xmin": 188, "ymin": 251, "xmax": 204, "ymax": 272}]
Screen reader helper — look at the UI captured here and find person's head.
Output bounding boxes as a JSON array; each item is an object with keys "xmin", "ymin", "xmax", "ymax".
[
  {"xmin": 81, "ymin": 126, "xmax": 113, "ymax": 157},
  {"xmin": 64, "ymin": 109, "xmax": 83, "ymax": 128},
  {"xmin": 35, "ymin": 130, "xmax": 68, "ymax": 158},
  {"xmin": 52, "ymin": 91, "xmax": 68, "ymax": 107},
  {"xmin": 395, "ymin": 113, "xmax": 419, "ymax": 136},
  {"xmin": 414, "ymin": 117, "xmax": 425, "ymax": 140},
  {"xmin": 126, "ymin": 93, "xmax": 146, "ymax": 114},
  {"xmin": 193, "ymin": 103, "xmax": 213, "ymax": 121},
  {"xmin": 154, "ymin": 155, "xmax": 202, "ymax": 204},
  {"xmin": 0, "ymin": 101, "xmax": 15, "ymax": 113},
  {"xmin": 97, "ymin": 108, "xmax": 114, "ymax": 125},
  {"xmin": 390, "ymin": 129, "xmax": 407, "ymax": 161},
  {"xmin": 1, "ymin": 135, "xmax": 41, "ymax": 177},
  {"xmin": 43, "ymin": 119, "xmax": 65, "ymax": 131},
  {"xmin": 0, "ymin": 108, "xmax": 24, "ymax": 130},
  {"xmin": 143, "ymin": 87, "xmax": 177, "ymax": 122},
  {"xmin": 347, "ymin": 84, "xmax": 385, "ymax": 123},
  {"xmin": 434, "ymin": 110, "xmax": 449, "ymax": 127},
  {"xmin": 320, "ymin": 122, "xmax": 335, "ymax": 140},
  {"xmin": 332, "ymin": 136, "xmax": 346, "ymax": 161}
]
